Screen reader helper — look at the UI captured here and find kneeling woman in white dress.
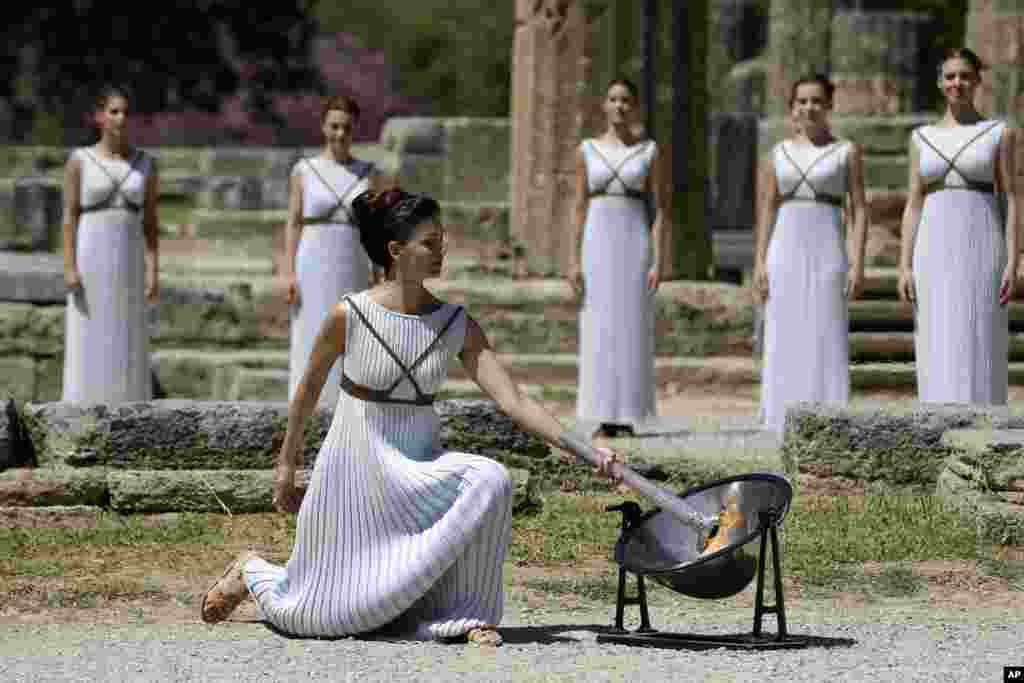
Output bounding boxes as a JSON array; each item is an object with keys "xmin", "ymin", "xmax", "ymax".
[
  {"xmin": 201, "ymin": 188, "xmax": 620, "ymax": 646},
  {"xmin": 754, "ymin": 75, "xmax": 868, "ymax": 434},
  {"xmin": 61, "ymin": 85, "xmax": 160, "ymax": 404}
]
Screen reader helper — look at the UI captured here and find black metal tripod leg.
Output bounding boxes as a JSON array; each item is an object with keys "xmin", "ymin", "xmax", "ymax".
[
  {"xmin": 770, "ymin": 525, "xmax": 788, "ymax": 639},
  {"xmin": 753, "ymin": 526, "xmax": 769, "ymax": 637},
  {"xmin": 614, "ymin": 566, "xmax": 628, "ymax": 632},
  {"xmin": 636, "ymin": 575, "xmax": 653, "ymax": 633}
]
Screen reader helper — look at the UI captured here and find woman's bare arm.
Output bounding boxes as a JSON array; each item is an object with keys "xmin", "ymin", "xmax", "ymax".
[
  {"xmin": 845, "ymin": 142, "xmax": 868, "ymax": 292},
  {"xmin": 753, "ymin": 156, "xmax": 779, "ymax": 272},
  {"xmin": 285, "ymin": 168, "xmax": 304, "ymax": 281},
  {"xmin": 61, "ymin": 155, "xmax": 82, "ymax": 278},
  {"xmin": 142, "ymin": 158, "xmax": 160, "ymax": 300},
  {"xmin": 571, "ymin": 147, "xmax": 588, "ymax": 286},
  {"xmin": 459, "ymin": 316, "xmax": 567, "ymax": 445},
  {"xmin": 279, "ymin": 303, "xmax": 347, "ymax": 469},
  {"xmin": 647, "ymin": 143, "xmax": 671, "ymax": 282},
  {"xmin": 999, "ymin": 125, "xmax": 1021, "ymax": 276},
  {"xmin": 897, "ymin": 134, "xmax": 925, "ymax": 301}
]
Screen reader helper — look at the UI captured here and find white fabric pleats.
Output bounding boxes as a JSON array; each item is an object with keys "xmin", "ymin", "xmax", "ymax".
[
  {"xmin": 760, "ymin": 141, "xmax": 851, "ymax": 434},
  {"xmin": 247, "ymin": 291, "xmax": 513, "ymax": 640},
  {"xmin": 62, "ymin": 148, "xmax": 153, "ymax": 405},
  {"xmin": 289, "ymin": 157, "xmax": 374, "ymax": 406},
  {"xmin": 912, "ymin": 121, "xmax": 1008, "ymax": 403},
  {"xmin": 576, "ymin": 138, "xmax": 657, "ymax": 424}
]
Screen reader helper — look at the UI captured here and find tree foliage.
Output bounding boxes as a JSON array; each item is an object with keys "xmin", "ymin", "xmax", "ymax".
[
  {"xmin": 315, "ymin": 1, "xmax": 512, "ymax": 117},
  {"xmin": 0, "ymin": 1, "xmax": 321, "ymax": 141}
]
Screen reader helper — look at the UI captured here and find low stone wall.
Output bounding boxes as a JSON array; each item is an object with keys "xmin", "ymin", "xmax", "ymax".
[
  {"xmin": 781, "ymin": 401, "xmax": 1024, "ymax": 489},
  {"xmin": 936, "ymin": 429, "xmax": 1024, "ymax": 546},
  {"xmin": 0, "ymin": 398, "xmax": 548, "ymax": 514}
]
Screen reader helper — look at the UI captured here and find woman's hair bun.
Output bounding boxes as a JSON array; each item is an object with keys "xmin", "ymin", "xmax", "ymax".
[{"xmin": 351, "ymin": 188, "xmax": 441, "ymax": 272}]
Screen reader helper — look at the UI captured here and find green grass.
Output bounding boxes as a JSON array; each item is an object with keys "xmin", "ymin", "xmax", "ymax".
[{"xmin": 521, "ymin": 575, "xmax": 619, "ymax": 603}]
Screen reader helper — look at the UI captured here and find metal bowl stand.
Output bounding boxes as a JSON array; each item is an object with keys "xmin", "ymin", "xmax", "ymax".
[{"xmin": 596, "ymin": 505, "xmax": 809, "ymax": 650}]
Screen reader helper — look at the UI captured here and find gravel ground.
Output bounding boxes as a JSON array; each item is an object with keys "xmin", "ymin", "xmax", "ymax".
[{"xmin": 1, "ymin": 600, "xmax": 1021, "ymax": 682}]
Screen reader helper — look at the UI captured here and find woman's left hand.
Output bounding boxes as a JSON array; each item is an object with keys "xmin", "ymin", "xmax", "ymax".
[
  {"xmin": 593, "ymin": 447, "xmax": 623, "ymax": 484},
  {"xmin": 647, "ymin": 267, "xmax": 661, "ymax": 294},
  {"xmin": 1000, "ymin": 262, "xmax": 1018, "ymax": 307},
  {"xmin": 145, "ymin": 273, "xmax": 159, "ymax": 303}
]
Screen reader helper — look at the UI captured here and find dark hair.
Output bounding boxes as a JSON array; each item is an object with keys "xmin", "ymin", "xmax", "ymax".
[
  {"xmin": 606, "ymin": 77, "xmax": 639, "ymax": 99},
  {"xmin": 321, "ymin": 95, "xmax": 360, "ymax": 123},
  {"xmin": 939, "ymin": 47, "xmax": 985, "ymax": 77},
  {"xmin": 351, "ymin": 188, "xmax": 441, "ymax": 273},
  {"xmin": 94, "ymin": 84, "xmax": 130, "ymax": 112},
  {"xmin": 788, "ymin": 74, "xmax": 835, "ymax": 108}
]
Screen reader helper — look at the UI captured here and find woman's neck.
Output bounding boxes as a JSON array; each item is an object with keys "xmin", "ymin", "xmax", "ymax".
[
  {"xmin": 942, "ymin": 103, "xmax": 983, "ymax": 126},
  {"xmin": 322, "ymin": 145, "xmax": 351, "ymax": 164},
  {"xmin": 603, "ymin": 122, "xmax": 638, "ymax": 147},
  {"xmin": 377, "ymin": 277, "xmax": 433, "ymax": 314},
  {"xmin": 95, "ymin": 135, "xmax": 129, "ymax": 159},
  {"xmin": 795, "ymin": 124, "xmax": 833, "ymax": 146}
]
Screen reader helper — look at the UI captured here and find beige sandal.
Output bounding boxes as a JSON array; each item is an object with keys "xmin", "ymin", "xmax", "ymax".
[
  {"xmin": 466, "ymin": 626, "xmax": 503, "ymax": 647},
  {"xmin": 200, "ymin": 551, "xmax": 257, "ymax": 624}
]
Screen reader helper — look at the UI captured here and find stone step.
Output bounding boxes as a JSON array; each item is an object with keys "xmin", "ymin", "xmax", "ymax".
[
  {"xmin": 848, "ymin": 299, "xmax": 1024, "ymax": 332},
  {"xmin": 849, "ymin": 332, "xmax": 1024, "ymax": 361}
]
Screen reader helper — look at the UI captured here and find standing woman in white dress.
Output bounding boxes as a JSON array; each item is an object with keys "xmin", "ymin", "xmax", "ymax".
[
  {"xmin": 897, "ymin": 48, "xmax": 1020, "ymax": 404},
  {"xmin": 571, "ymin": 78, "xmax": 670, "ymax": 442},
  {"xmin": 285, "ymin": 95, "xmax": 380, "ymax": 407},
  {"xmin": 61, "ymin": 85, "xmax": 159, "ymax": 404},
  {"xmin": 753, "ymin": 75, "xmax": 868, "ymax": 434},
  {"xmin": 200, "ymin": 188, "xmax": 621, "ymax": 646}
]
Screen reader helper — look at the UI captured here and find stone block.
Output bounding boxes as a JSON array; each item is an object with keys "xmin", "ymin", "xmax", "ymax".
[
  {"xmin": 443, "ymin": 118, "xmax": 511, "ymax": 202},
  {"xmin": 781, "ymin": 402, "xmax": 1024, "ymax": 488},
  {"xmin": 0, "ymin": 468, "xmax": 108, "ymax": 507},
  {"xmin": 152, "ymin": 285, "xmax": 261, "ymax": 346},
  {"xmin": 0, "ymin": 302, "xmax": 64, "ymax": 355},
  {"xmin": 0, "ymin": 358, "xmax": 36, "ymax": 406},
  {"xmin": 188, "ymin": 208, "xmax": 284, "ymax": 242},
  {"xmin": 380, "ymin": 117, "xmax": 446, "ymax": 155},
  {"xmin": 198, "ymin": 176, "xmax": 266, "ymax": 211},
  {"xmin": 225, "ymin": 368, "xmax": 289, "ymax": 402},
  {"xmin": 33, "ymin": 355, "xmax": 63, "ymax": 403},
  {"xmin": 394, "ymin": 153, "xmax": 446, "ymax": 199},
  {"xmin": 935, "ymin": 428, "xmax": 1024, "ymax": 545},
  {"xmin": 0, "ymin": 252, "xmax": 66, "ymax": 304},
  {"xmin": 158, "ymin": 173, "xmax": 204, "ymax": 201},
  {"xmin": 12, "ymin": 179, "xmax": 61, "ymax": 251},
  {"xmin": 107, "ymin": 469, "xmax": 277, "ymax": 513},
  {"xmin": 0, "ymin": 505, "xmax": 104, "ymax": 528},
  {"xmin": 22, "ymin": 398, "xmax": 548, "ymax": 474}
]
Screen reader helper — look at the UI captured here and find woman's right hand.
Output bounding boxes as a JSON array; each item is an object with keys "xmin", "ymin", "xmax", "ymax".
[
  {"xmin": 286, "ymin": 276, "xmax": 299, "ymax": 307},
  {"xmin": 272, "ymin": 462, "xmax": 302, "ymax": 513},
  {"xmin": 752, "ymin": 264, "xmax": 769, "ymax": 303},
  {"xmin": 897, "ymin": 268, "xmax": 916, "ymax": 304},
  {"xmin": 569, "ymin": 266, "xmax": 584, "ymax": 299},
  {"xmin": 64, "ymin": 268, "xmax": 83, "ymax": 292}
]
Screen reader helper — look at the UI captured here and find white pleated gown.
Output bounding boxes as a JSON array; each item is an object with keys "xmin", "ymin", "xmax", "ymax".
[
  {"xmin": 289, "ymin": 157, "xmax": 375, "ymax": 407},
  {"xmin": 912, "ymin": 120, "xmax": 1008, "ymax": 403},
  {"xmin": 62, "ymin": 148, "xmax": 153, "ymax": 405},
  {"xmin": 246, "ymin": 291, "xmax": 513, "ymax": 640},
  {"xmin": 576, "ymin": 138, "xmax": 657, "ymax": 425},
  {"xmin": 760, "ymin": 140, "xmax": 851, "ymax": 434}
]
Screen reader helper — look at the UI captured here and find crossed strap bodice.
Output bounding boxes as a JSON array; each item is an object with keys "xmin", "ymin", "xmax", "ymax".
[
  {"xmin": 775, "ymin": 142, "xmax": 846, "ymax": 208},
  {"xmin": 341, "ymin": 296, "xmax": 464, "ymax": 406},
  {"xmin": 584, "ymin": 140, "xmax": 653, "ymax": 202},
  {"xmin": 79, "ymin": 149, "xmax": 144, "ymax": 213},
  {"xmin": 915, "ymin": 121, "xmax": 1003, "ymax": 196},
  {"xmin": 301, "ymin": 158, "xmax": 372, "ymax": 225}
]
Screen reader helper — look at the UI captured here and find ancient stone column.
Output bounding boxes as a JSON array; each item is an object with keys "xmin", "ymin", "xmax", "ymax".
[
  {"xmin": 967, "ymin": 0, "xmax": 1024, "ymax": 124},
  {"xmin": 830, "ymin": 11, "xmax": 934, "ymax": 115},
  {"xmin": 509, "ymin": 0, "xmax": 595, "ymax": 276}
]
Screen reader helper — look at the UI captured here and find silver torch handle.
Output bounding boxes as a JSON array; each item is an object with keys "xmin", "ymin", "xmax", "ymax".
[{"xmin": 557, "ymin": 432, "xmax": 716, "ymax": 532}]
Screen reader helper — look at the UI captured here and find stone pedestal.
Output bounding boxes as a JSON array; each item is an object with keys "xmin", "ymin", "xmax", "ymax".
[
  {"xmin": 765, "ymin": 0, "xmax": 832, "ymax": 117},
  {"xmin": 13, "ymin": 179, "xmax": 61, "ymax": 251}
]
